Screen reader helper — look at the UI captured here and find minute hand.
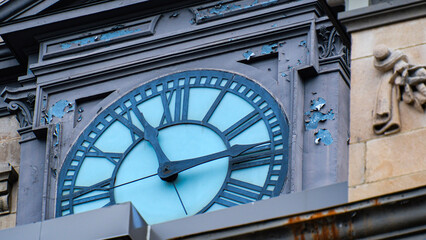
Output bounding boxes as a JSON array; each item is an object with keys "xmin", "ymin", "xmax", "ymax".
[{"xmin": 158, "ymin": 141, "xmax": 269, "ymax": 179}]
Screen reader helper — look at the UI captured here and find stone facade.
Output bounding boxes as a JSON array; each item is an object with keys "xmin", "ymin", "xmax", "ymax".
[
  {"xmin": 348, "ymin": 17, "xmax": 426, "ymax": 201},
  {"xmin": 0, "ymin": 115, "xmax": 20, "ymax": 230}
]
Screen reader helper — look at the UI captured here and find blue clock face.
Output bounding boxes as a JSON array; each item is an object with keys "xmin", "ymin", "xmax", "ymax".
[{"xmin": 56, "ymin": 70, "xmax": 289, "ymax": 224}]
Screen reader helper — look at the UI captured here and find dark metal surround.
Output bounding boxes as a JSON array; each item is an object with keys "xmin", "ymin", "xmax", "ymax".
[{"xmin": 56, "ymin": 69, "xmax": 290, "ymax": 218}]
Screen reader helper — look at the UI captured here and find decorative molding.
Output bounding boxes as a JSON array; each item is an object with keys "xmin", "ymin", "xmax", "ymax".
[
  {"xmin": 339, "ymin": 0, "xmax": 426, "ymax": 33},
  {"xmin": 190, "ymin": 0, "xmax": 289, "ymax": 24},
  {"xmin": 0, "ymin": 85, "xmax": 36, "ymax": 129},
  {"xmin": 41, "ymin": 15, "xmax": 161, "ymax": 60},
  {"xmin": 0, "ymin": 163, "xmax": 18, "ymax": 215},
  {"xmin": 372, "ymin": 45, "xmax": 426, "ymax": 135},
  {"xmin": 317, "ymin": 26, "xmax": 350, "ymax": 67}
]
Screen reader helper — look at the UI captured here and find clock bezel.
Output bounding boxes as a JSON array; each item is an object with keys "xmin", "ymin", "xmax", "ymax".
[{"xmin": 56, "ymin": 69, "xmax": 290, "ymax": 220}]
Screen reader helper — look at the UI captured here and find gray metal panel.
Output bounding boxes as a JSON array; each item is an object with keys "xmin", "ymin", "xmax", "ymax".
[
  {"xmin": 0, "ymin": 202, "xmax": 147, "ymax": 240},
  {"xmin": 0, "ymin": 221, "xmax": 41, "ymax": 240},
  {"xmin": 40, "ymin": 202, "xmax": 147, "ymax": 240},
  {"xmin": 150, "ymin": 182, "xmax": 348, "ymax": 240}
]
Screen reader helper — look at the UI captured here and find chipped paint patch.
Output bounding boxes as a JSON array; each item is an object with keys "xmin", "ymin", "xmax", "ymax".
[
  {"xmin": 53, "ymin": 123, "xmax": 60, "ymax": 146},
  {"xmin": 60, "ymin": 28, "xmax": 141, "ymax": 49},
  {"xmin": 315, "ymin": 129, "xmax": 333, "ymax": 146},
  {"xmin": 310, "ymin": 97, "xmax": 326, "ymax": 111},
  {"xmin": 305, "ymin": 110, "xmax": 334, "ymax": 130},
  {"xmin": 243, "ymin": 50, "xmax": 255, "ymax": 60},
  {"xmin": 44, "ymin": 100, "xmax": 74, "ymax": 123},
  {"xmin": 299, "ymin": 40, "xmax": 307, "ymax": 47},
  {"xmin": 261, "ymin": 43, "xmax": 278, "ymax": 55},
  {"xmin": 169, "ymin": 12, "xmax": 179, "ymax": 18},
  {"xmin": 281, "ymin": 72, "xmax": 288, "ymax": 77},
  {"xmin": 305, "ymin": 97, "xmax": 335, "ymax": 145}
]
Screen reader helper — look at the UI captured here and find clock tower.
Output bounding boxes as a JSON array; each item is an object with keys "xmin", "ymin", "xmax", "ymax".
[{"xmin": 0, "ymin": 0, "xmax": 350, "ymax": 238}]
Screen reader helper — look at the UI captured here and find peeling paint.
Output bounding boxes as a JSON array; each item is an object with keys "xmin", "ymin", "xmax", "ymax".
[
  {"xmin": 60, "ymin": 28, "xmax": 141, "ymax": 49},
  {"xmin": 281, "ymin": 72, "xmax": 288, "ymax": 77},
  {"xmin": 243, "ymin": 50, "xmax": 255, "ymax": 60},
  {"xmin": 53, "ymin": 123, "xmax": 60, "ymax": 146},
  {"xmin": 45, "ymin": 100, "xmax": 74, "ymax": 123},
  {"xmin": 305, "ymin": 110, "xmax": 334, "ymax": 130},
  {"xmin": 311, "ymin": 97, "xmax": 326, "ymax": 111},
  {"xmin": 296, "ymin": 59, "xmax": 302, "ymax": 65},
  {"xmin": 261, "ymin": 43, "xmax": 278, "ymax": 54},
  {"xmin": 299, "ymin": 40, "xmax": 307, "ymax": 47},
  {"xmin": 315, "ymin": 129, "xmax": 333, "ymax": 145},
  {"xmin": 169, "ymin": 12, "xmax": 179, "ymax": 18},
  {"xmin": 271, "ymin": 23, "xmax": 277, "ymax": 27}
]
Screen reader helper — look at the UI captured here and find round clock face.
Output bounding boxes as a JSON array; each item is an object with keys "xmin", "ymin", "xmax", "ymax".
[{"xmin": 56, "ymin": 70, "xmax": 289, "ymax": 224}]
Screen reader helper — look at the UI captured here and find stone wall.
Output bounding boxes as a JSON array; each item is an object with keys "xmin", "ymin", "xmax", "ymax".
[
  {"xmin": 349, "ymin": 17, "xmax": 426, "ymax": 201},
  {"xmin": 0, "ymin": 115, "xmax": 20, "ymax": 229}
]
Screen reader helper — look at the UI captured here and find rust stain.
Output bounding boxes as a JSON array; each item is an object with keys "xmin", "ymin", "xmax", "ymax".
[
  {"xmin": 310, "ymin": 209, "xmax": 337, "ymax": 220},
  {"xmin": 330, "ymin": 222, "xmax": 339, "ymax": 239},
  {"xmin": 373, "ymin": 198, "xmax": 380, "ymax": 206},
  {"xmin": 348, "ymin": 220, "xmax": 354, "ymax": 239},
  {"xmin": 289, "ymin": 216, "xmax": 308, "ymax": 240},
  {"xmin": 321, "ymin": 222, "xmax": 330, "ymax": 239}
]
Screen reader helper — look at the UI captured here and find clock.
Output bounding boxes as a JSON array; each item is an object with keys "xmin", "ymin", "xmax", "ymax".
[{"xmin": 56, "ymin": 70, "xmax": 289, "ymax": 224}]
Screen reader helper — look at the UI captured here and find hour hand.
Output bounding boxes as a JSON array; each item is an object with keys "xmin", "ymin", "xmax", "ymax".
[
  {"xmin": 158, "ymin": 141, "xmax": 269, "ymax": 181},
  {"xmin": 131, "ymin": 108, "xmax": 171, "ymax": 165}
]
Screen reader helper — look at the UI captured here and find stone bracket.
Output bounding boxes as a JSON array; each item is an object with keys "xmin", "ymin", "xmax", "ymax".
[
  {"xmin": 0, "ymin": 163, "xmax": 18, "ymax": 215},
  {"xmin": 0, "ymin": 85, "xmax": 36, "ymax": 129}
]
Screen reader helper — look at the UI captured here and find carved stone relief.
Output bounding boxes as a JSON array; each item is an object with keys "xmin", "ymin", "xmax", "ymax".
[{"xmin": 372, "ymin": 45, "xmax": 426, "ymax": 135}]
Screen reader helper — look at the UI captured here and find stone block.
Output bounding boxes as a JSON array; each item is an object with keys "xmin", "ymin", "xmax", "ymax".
[
  {"xmin": 349, "ymin": 57, "xmax": 381, "ymax": 143},
  {"xmin": 10, "ymin": 181, "xmax": 18, "ymax": 214},
  {"xmin": 351, "ymin": 17, "xmax": 426, "ymax": 60},
  {"xmin": 0, "ymin": 139, "xmax": 21, "ymax": 167},
  {"xmin": 365, "ymin": 128, "xmax": 426, "ymax": 182},
  {"xmin": 0, "ymin": 116, "xmax": 20, "ymax": 141},
  {"xmin": 348, "ymin": 142, "xmax": 365, "ymax": 187},
  {"xmin": 349, "ymin": 170, "xmax": 426, "ymax": 202},
  {"xmin": 0, "ymin": 213, "xmax": 16, "ymax": 230}
]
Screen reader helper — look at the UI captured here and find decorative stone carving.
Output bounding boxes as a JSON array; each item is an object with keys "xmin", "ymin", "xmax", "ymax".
[
  {"xmin": 0, "ymin": 163, "xmax": 18, "ymax": 215},
  {"xmin": 318, "ymin": 26, "xmax": 350, "ymax": 67},
  {"xmin": 0, "ymin": 85, "xmax": 36, "ymax": 128},
  {"xmin": 372, "ymin": 45, "xmax": 426, "ymax": 135}
]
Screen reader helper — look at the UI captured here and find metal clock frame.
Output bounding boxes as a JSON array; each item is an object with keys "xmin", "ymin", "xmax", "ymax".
[{"xmin": 56, "ymin": 70, "xmax": 290, "ymax": 218}]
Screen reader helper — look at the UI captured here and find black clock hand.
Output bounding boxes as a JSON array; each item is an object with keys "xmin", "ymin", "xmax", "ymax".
[
  {"xmin": 131, "ymin": 108, "xmax": 171, "ymax": 165},
  {"xmin": 158, "ymin": 141, "xmax": 269, "ymax": 180}
]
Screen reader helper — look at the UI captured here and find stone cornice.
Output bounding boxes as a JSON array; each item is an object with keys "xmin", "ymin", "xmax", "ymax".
[{"xmin": 338, "ymin": 0, "xmax": 426, "ymax": 33}]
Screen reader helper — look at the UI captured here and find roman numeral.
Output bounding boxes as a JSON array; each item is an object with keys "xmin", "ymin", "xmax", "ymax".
[
  {"xmin": 86, "ymin": 146, "xmax": 122, "ymax": 165},
  {"xmin": 202, "ymin": 80, "xmax": 232, "ymax": 123},
  {"xmin": 160, "ymin": 91, "xmax": 173, "ymax": 125},
  {"xmin": 223, "ymin": 110, "xmax": 262, "ymax": 140},
  {"xmin": 110, "ymin": 110, "xmax": 145, "ymax": 141},
  {"xmin": 60, "ymin": 178, "xmax": 112, "ymax": 211},
  {"xmin": 216, "ymin": 179, "xmax": 263, "ymax": 207},
  {"xmin": 174, "ymin": 85, "xmax": 190, "ymax": 122}
]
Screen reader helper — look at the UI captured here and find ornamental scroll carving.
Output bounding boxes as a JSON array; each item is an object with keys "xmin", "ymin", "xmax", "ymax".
[
  {"xmin": 372, "ymin": 45, "xmax": 426, "ymax": 135},
  {"xmin": 318, "ymin": 26, "xmax": 350, "ymax": 67},
  {"xmin": 1, "ymin": 85, "xmax": 36, "ymax": 129}
]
